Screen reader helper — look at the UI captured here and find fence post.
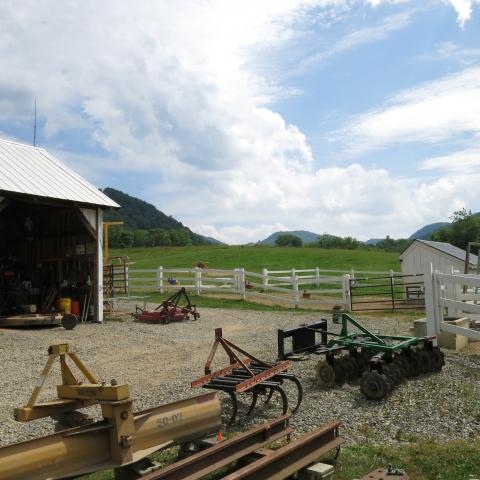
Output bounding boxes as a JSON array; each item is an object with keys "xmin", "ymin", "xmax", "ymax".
[
  {"xmin": 240, "ymin": 268, "xmax": 246, "ymax": 300},
  {"xmin": 292, "ymin": 274, "xmax": 299, "ymax": 308},
  {"xmin": 195, "ymin": 267, "xmax": 202, "ymax": 295},
  {"xmin": 350, "ymin": 268, "xmax": 355, "ymax": 285},
  {"xmin": 262, "ymin": 268, "xmax": 268, "ymax": 291},
  {"xmin": 315, "ymin": 267, "xmax": 320, "ymax": 287},
  {"xmin": 425, "ymin": 264, "xmax": 438, "ymax": 337},
  {"xmin": 342, "ymin": 274, "xmax": 351, "ymax": 311},
  {"xmin": 157, "ymin": 266, "xmax": 164, "ymax": 294}
]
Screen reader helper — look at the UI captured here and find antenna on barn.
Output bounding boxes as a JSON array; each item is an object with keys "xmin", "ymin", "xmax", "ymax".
[{"xmin": 33, "ymin": 98, "xmax": 37, "ymax": 147}]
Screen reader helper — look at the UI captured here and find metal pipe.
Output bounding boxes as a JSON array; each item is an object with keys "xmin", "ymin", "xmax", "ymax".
[{"xmin": 0, "ymin": 393, "xmax": 220, "ymax": 480}]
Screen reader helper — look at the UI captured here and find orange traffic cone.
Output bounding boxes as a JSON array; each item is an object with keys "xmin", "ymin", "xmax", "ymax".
[{"xmin": 217, "ymin": 430, "xmax": 224, "ymax": 442}]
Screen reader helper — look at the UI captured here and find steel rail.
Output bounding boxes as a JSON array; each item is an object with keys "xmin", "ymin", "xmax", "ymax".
[
  {"xmin": 222, "ymin": 421, "xmax": 344, "ymax": 480},
  {"xmin": 139, "ymin": 416, "xmax": 292, "ymax": 480}
]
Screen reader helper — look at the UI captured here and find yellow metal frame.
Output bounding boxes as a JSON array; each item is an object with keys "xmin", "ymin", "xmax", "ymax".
[{"xmin": 14, "ymin": 343, "xmax": 130, "ymax": 422}]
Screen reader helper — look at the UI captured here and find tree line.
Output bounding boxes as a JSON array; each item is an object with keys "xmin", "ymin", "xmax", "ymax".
[{"xmin": 109, "ymin": 227, "xmax": 209, "ymax": 248}]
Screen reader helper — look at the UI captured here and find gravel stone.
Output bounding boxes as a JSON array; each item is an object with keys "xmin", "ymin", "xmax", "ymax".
[{"xmin": 0, "ymin": 307, "xmax": 479, "ymax": 448}]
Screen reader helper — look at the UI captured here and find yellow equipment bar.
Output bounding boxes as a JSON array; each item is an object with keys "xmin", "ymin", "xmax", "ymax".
[{"xmin": 0, "ymin": 392, "xmax": 220, "ymax": 480}]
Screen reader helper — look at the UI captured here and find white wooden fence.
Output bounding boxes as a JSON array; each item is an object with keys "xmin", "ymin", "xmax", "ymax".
[
  {"xmin": 425, "ymin": 270, "xmax": 480, "ymax": 341},
  {"xmin": 128, "ymin": 266, "xmax": 400, "ymax": 309}
]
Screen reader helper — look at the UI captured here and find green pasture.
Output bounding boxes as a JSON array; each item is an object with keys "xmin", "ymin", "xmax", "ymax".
[{"xmin": 111, "ymin": 245, "xmax": 400, "ymax": 272}]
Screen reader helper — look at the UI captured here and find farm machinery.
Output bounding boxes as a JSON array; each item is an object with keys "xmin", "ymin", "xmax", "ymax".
[
  {"xmin": 134, "ymin": 287, "xmax": 200, "ymax": 324},
  {"xmin": 0, "ymin": 343, "xmax": 345, "ymax": 480},
  {"xmin": 278, "ymin": 309, "xmax": 444, "ymax": 400},
  {"xmin": 192, "ymin": 328, "xmax": 303, "ymax": 425}
]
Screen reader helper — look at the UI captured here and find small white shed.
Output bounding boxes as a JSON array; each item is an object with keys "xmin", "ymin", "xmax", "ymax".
[{"xmin": 399, "ymin": 239, "xmax": 478, "ymax": 276}]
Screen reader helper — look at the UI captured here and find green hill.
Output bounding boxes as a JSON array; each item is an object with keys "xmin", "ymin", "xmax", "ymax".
[
  {"xmin": 259, "ymin": 230, "xmax": 319, "ymax": 245},
  {"xmin": 101, "ymin": 187, "xmax": 223, "ymax": 246}
]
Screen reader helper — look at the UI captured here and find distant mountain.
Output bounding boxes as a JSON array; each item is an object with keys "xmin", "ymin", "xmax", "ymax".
[
  {"xmin": 364, "ymin": 238, "xmax": 382, "ymax": 246},
  {"xmin": 102, "ymin": 187, "xmax": 224, "ymax": 244},
  {"xmin": 259, "ymin": 230, "xmax": 319, "ymax": 245},
  {"xmin": 409, "ymin": 222, "xmax": 450, "ymax": 240}
]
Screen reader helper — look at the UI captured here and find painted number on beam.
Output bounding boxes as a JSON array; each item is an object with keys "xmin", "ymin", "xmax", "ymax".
[{"xmin": 157, "ymin": 412, "xmax": 182, "ymax": 428}]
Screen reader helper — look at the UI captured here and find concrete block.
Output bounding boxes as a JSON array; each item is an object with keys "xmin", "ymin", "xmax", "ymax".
[
  {"xmin": 299, "ymin": 462, "xmax": 334, "ymax": 480},
  {"xmin": 413, "ymin": 317, "xmax": 470, "ymax": 351}
]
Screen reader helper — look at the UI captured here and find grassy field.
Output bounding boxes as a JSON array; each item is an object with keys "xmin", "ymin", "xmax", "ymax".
[
  {"xmin": 84, "ymin": 438, "xmax": 480, "ymax": 480},
  {"xmin": 111, "ymin": 245, "xmax": 400, "ymax": 272}
]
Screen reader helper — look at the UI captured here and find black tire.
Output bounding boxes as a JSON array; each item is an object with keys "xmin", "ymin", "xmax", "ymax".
[
  {"xmin": 61, "ymin": 314, "xmax": 78, "ymax": 330},
  {"xmin": 360, "ymin": 371, "xmax": 389, "ymax": 400}
]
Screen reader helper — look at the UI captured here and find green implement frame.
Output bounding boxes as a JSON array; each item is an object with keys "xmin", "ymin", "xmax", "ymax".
[{"xmin": 327, "ymin": 312, "xmax": 427, "ymax": 353}]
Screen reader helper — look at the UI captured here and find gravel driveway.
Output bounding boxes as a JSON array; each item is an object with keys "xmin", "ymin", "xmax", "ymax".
[{"xmin": 0, "ymin": 307, "xmax": 479, "ymax": 448}]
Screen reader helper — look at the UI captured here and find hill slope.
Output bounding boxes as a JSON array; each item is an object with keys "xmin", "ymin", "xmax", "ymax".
[
  {"xmin": 259, "ymin": 230, "xmax": 319, "ymax": 245},
  {"xmin": 409, "ymin": 222, "xmax": 450, "ymax": 240},
  {"xmin": 102, "ymin": 187, "xmax": 223, "ymax": 244}
]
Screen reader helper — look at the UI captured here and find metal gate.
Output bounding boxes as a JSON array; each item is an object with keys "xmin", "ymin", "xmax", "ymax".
[{"xmin": 349, "ymin": 273, "xmax": 424, "ymax": 311}]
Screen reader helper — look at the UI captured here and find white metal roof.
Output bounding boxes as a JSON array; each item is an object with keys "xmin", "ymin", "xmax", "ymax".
[
  {"xmin": 400, "ymin": 239, "xmax": 478, "ymax": 266},
  {"xmin": 0, "ymin": 138, "xmax": 119, "ymax": 208}
]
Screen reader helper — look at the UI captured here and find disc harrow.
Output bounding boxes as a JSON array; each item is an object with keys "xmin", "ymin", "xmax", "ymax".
[
  {"xmin": 284, "ymin": 309, "xmax": 444, "ymax": 401},
  {"xmin": 192, "ymin": 328, "xmax": 303, "ymax": 424}
]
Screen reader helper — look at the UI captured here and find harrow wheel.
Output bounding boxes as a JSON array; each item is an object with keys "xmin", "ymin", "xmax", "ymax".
[
  {"xmin": 315, "ymin": 360, "xmax": 335, "ymax": 387},
  {"xmin": 360, "ymin": 371, "xmax": 390, "ymax": 401}
]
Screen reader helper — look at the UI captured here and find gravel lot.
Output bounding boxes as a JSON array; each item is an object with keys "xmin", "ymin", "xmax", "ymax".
[{"xmin": 0, "ymin": 307, "xmax": 479, "ymax": 448}]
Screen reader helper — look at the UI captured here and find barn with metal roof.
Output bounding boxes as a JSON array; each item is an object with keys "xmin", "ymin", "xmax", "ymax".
[
  {"xmin": 400, "ymin": 239, "xmax": 478, "ymax": 277},
  {"xmin": 0, "ymin": 138, "xmax": 119, "ymax": 325}
]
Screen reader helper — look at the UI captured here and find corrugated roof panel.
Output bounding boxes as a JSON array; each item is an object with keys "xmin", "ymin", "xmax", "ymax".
[
  {"xmin": 419, "ymin": 239, "xmax": 478, "ymax": 266},
  {"xmin": 0, "ymin": 139, "xmax": 119, "ymax": 208}
]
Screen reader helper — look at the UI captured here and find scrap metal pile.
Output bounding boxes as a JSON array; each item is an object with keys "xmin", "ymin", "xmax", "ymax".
[
  {"xmin": 192, "ymin": 328, "xmax": 303, "ymax": 424},
  {"xmin": 134, "ymin": 287, "xmax": 200, "ymax": 324}
]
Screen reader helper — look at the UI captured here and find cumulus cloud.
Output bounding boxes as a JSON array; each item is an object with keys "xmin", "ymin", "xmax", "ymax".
[
  {"xmin": 340, "ymin": 67, "xmax": 480, "ymax": 154},
  {"xmin": 0, "ymin": 0, "xmax": 478, "ymax": 244}
]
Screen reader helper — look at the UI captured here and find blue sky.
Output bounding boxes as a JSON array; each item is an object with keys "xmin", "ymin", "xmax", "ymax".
[{"xmin": 1, "ymin": 0, "xmax": 480, "ymax": 243}]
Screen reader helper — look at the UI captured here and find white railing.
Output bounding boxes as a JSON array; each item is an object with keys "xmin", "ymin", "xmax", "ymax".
[
  {"xmin": 425, "ymin": 270, "xmax": 480, "ymax": 341},
  {"xmin": 128, "ymin": 266, "xmax": 360, "ymax": 309}
]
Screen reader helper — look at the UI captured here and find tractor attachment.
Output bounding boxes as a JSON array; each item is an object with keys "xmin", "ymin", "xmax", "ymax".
[
  {"xmin": 279, "ymin": 310, "xmax": 444, "ymax": 401},
  {"xmin": 192, "ymin": 328, "xmax": 303, "ymax": 425},
  {"xmin": 134, "ymin": 287, "xmax": 200, "ymax": 324}
]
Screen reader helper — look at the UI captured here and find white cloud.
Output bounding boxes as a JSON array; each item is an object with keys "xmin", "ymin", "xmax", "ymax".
[
  {"xmin": 340, "ymin": 67, "xmax": 480, "ymax": 154},
  {"xmin": 1, "ymin": 0, "xmax": 479, "ymax": 244},
  {"xmin": 420, "ymin": 148, "xmax": 480, "ymax": 173},
  {"xmin": 446, "ymin": 0, "xmax": 480, "ymax": 27}
]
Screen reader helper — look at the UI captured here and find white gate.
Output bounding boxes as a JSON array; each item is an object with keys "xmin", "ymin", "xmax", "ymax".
[{"xmin": 425, "ymin": 270, "xmax": 480, "ymax": 341}]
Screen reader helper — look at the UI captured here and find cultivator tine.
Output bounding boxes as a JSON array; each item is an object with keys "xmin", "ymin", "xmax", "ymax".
[
  {"xmin": 271, "ymin": 385, "xmax": 289, "ymax": 415},
  {"xmin": 227, "ymin": 391, "xmax": 238, "ymax": 425},
  {"xmin": 283, "ymin": 375, "xmax": 303, "ymax": 413},
  {"xmin": 246, "ymin": 392, "xmax": 258, "ymax": 416},
  {"xmin": 264, "ymin": 387, "xmax": 275, "ymax": 404}
]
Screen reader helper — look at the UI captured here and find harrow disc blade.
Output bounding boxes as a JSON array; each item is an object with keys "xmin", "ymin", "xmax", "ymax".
[
  {"xmin": 430, "ymin": 347, "xmax": 445, "ymax": 372},
  {"xmin": 315, "ymin": 360, "xmax": 335, "ymax": 387},
  {"xmin": 383, "ymin": 363, "xmax": 401, "ymax": 387},
  {"xmin": 333, "ymin": 361, "xmax": 346, "ymax": 386},
  {"xmin": 416, "ymin": 348, "xmax": 433, "ymax": 374},
  {"xmin": 340, "ymin": 356, "xmax": 358, "ymax": 383},
  {"xmin": 360, "ymin": 371, "xmax": 389, "ymax": 400},
  {"xmin": 392, "ymin": 354, "xmax": 409, "ymax": 378},
  {"xmin": 406, "ymin": 351, "xmax": 421, "ymax": 377},
  {"xmin": 353, "ymin": 352, "xmax": 369, "ymax": 376}
]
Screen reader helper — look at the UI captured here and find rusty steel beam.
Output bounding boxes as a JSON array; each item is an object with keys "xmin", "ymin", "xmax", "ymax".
[
  {"xmin": 139, "ymin": 416, "xmax": 292, "ymax": 480},
  {"xmin": 221, "ymin": 421, "xmax": 344, "ymax": 480}
]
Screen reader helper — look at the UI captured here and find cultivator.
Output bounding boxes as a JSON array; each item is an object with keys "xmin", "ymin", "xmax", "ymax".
[
  {"xmin": 192, "ymin": 328, "xmax": 303, "ymax": 424},
  {"xmin": 134, "ymin": 287, "xmax": 200, "ymax": 324},
  {"xmin": 312, "ymin": 310, "xmax": 445, "ymax": 400}
]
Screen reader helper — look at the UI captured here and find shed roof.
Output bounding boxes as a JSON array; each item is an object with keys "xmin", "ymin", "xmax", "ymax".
[
  {"xmin": 400, "ymin": 239, "xmax": 478, "ymax": 266},
  {"xmin": 0, "ymin": 139, "xmax": 119, "ymax": 208}
]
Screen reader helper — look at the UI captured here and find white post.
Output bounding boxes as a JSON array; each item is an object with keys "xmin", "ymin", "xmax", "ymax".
[
  {"xmin": 342, "ymin": 274, "xmax": 351, "ymax": 311},
  {"xmin": 350, "ymin": 268, "xmax": 355, "ymax": 286},
  {"xmin": 157, "ymin": 266, "xmax": 164, "ymax": 294},
  {"xmin": 291, "ymin": 268, "xmax": 296, "ymax": 289},
  {"xmin": 262, "ymin": 268, "xmax": 268, "ymax": 291},
  {"xmin": 240, "ymin": 268, "xmax": 246, "ymax": 300},
  {"xmin": 195, "ymin": 267, "xmax": 201, "ymax": 295},
  {"xmin": 292, "ymin": 274, "xmax": 299, "ymax": 308},
  {"xmin": 315, "ymin": 267, "xmax": 320, "ymax": 287},
  {"xmin": 425, "ymin": 264, "xmax": 438, "ymax": 337}
]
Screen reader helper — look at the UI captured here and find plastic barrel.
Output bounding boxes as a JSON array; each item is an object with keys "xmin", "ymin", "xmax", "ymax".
[
  {"xmin": 71, "ymin": 300, "xmax": 80, "ymax": 316},
  {"xmin": 57, "ymin": 298, "xmax": 71, "ymax": 314}
]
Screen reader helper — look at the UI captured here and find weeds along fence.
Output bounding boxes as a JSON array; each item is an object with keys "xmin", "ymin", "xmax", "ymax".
[{"xmin": 128, "ymin": 267, "xmax": 401, "ymax": 309}]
